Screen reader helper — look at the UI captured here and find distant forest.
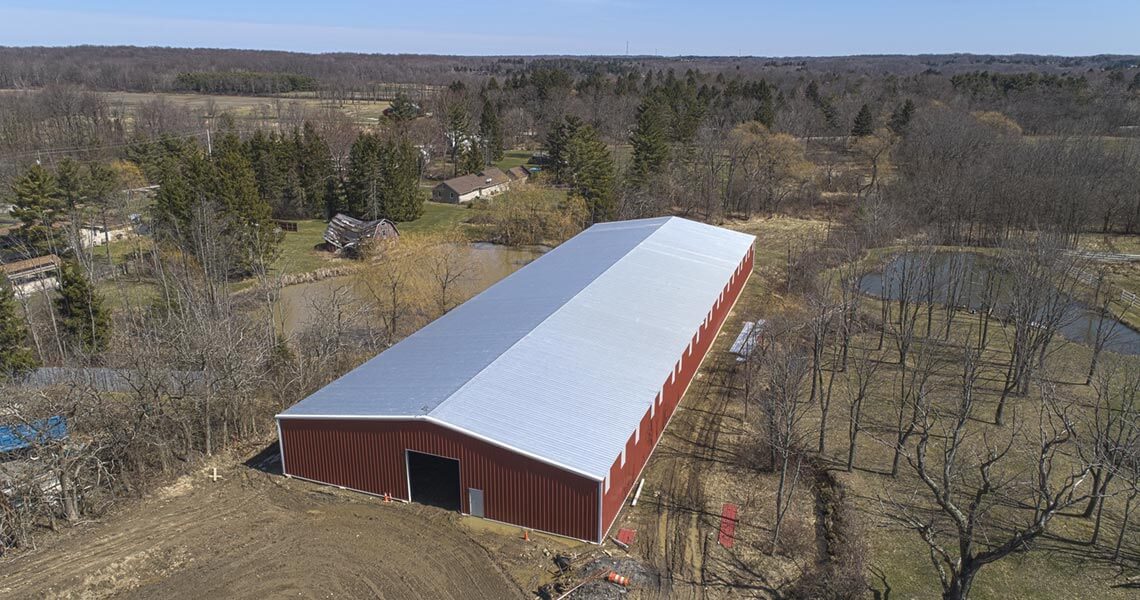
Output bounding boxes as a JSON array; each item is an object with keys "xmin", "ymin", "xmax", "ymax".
[{"xmin": 0, "ymin": 45, "xmax": 1137, "ymax": 91}]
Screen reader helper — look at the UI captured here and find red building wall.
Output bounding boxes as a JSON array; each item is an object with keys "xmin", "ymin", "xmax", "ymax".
[
  {"xmin": 599, "ymin": 245, "xmax": 754, "ymax": 538},
  {"xmin": 279, "ymin": 419, "xmax": 600, "ymax": 541},
  {"xmin": 278, "ymin": 242, "xmax": 754, "ymax": 544}
]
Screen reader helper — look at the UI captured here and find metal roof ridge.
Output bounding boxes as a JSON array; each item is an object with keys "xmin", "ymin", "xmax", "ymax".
[
  {"xmin": 273, "ymin": 219, "xmax": 667, "ymax": 422},
  {"xmin": 424, "ymin": 218, "xmax": 677, "ymax": 435}
]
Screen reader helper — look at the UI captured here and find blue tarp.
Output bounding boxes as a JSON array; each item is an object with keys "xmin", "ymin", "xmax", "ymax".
[{"xmin": 0, "ymin": 416, "xmax": 67, "ymax": 453}]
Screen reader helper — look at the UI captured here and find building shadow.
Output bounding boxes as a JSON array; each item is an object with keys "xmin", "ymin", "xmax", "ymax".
[{"xmin": 244, "ymin": 442, "xmax": 283, "ymax": 475}]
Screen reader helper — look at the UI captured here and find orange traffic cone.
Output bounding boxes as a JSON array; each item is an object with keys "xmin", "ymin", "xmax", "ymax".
[
  {"xmin": 383, "ymin": 493, "xmax": 391, "ymax": 503},
  {"xmin": 607, "ymin": 572, "xmax": 630, "ymax": 587},
  {"xmin": 522, "ymin": 529, "xmax": 530, "ymax": 542}
]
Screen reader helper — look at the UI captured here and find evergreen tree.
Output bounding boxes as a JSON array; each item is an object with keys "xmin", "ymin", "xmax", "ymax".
[
  {"xmin": 387, "ymin": 93, "xmax": 421, "ymax": 123},
  {"xmin": 345, "ymin": 133, "xmax": 385, "ymax": 219},
  {"xmin": 324, "ymin": 176, "xmax": 346, "ymax": 220},
  {"xmin": 545, "ymin": 116, "xmax": 583, "ymax": 182},
  {"xmin": 55, "ymin": 158, "xmax": 88, "ymax": 210},
  {"xmin": 151, "ymin": 134, "xmax": 279, "ymax": 277},
  {"xmin": 459, "ymin": 142, "xmax": 484, "ymax": 176},
  {"xmin": 547, "ymin": 116, "xmax": 615, "ymax": 223},
  {"xmin": 889, "ymin": 99, "xmax": 916, "ymax": 135},
  {"xmin": 628, "ymin": 93, "xmax": 670, "ymax": 185},
  {"xmin": 212, "ymin": 132, "xmax": 265, "ymax": 219},
  {"xmin": 245, "ymin": 130, "xmax": 288, "ymax": 216},
  {"xmin": 478, "ymin": 98, "xmax": 504, "ymax": 163},
  {"xmin": 297, "ymin": 122, "xmax": 334, "ymax": 218},
  {"xmin": 379, "ymin": 138, "xmax": 425, "ymax": 222},
  {"xmin": 0, "ymin": 281, "xmax": 37, "ymax": 381},
  {"xmin": 10, "ymin": 163, "xmax": 65, "ymax": 255},
  {"xmin": 851, "ymin": 103, "xmax": 875, "ymax": 137},
  {"xmin": 444, "ymin": 102, "xmax": 471, "ymax": 176},
  {"xmin": 152, "ymin": 147, "xmax": 208, "ymax": 238},
  {"xmin": 56, "ymin": 261, "xmax": 110, "ymax": 353},
  {"xmin": 86, "ymin": 162, "xmax": 120, "ymax": 264},
  {"xmin": 752, "ymin": 81, "xmax": 777, "ymax": 128}
]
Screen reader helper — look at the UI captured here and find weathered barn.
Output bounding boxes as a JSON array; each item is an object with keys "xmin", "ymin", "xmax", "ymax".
[
  {"xmin": 277, "ymin": 216, "xmax": 755, "ymax": 542},
  {"xmin": 323, "ymin": 214, "xmax": 399, "ymax": 252}
]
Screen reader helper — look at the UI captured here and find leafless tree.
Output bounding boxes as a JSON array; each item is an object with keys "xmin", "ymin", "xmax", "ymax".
[
  {"xmin": 885, "ymin": 376, "xmax": 1092, "ymax": 600},
  {"xmin": 1084, "ymin": 271, "xmax": 1126, "ymax": 385},
  {"xmin": 1084, "ymin": 359, "xmax": 1140, "ymax": 545},
  {"xmin": 995, "ymin": 238, "xmax": 1084, "ymax": 425},
  {"xmin": 844, "ymin": 346, "xmax": 883, "ymax": 472},
  {"xmin": 756, "ymin": 342, "xmax": 813, "ymax": 551}
]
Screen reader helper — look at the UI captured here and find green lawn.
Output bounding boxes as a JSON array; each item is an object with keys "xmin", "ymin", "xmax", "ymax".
[
  {"xmin": 271, "ymin": 203, "xmax": 472, "ymax": 275},
  {"xmin": 395, "ymin": 202, "xmax": 472, "ymax": 236},
  {"xmin": 272, "ymin": 219, "xmax": 337, "ymax": 277},
  {"xmin": 493, "ymin": 150, "xmax": 533, "ymax": 171}
]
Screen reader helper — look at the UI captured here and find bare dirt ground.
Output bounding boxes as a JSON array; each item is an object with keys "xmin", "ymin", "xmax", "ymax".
[
  {"xmin": 0, "ymin": 218, "xmax": 815, "ymax": 600},
  {"xmin": 0, "ymin": 455, "xmax": 526, "ymax": 599}
]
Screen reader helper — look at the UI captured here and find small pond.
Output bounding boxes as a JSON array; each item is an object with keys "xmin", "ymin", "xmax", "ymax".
[{"xmin": 858, "ymin": 252, "xmax": 1140, "ymax": 356}]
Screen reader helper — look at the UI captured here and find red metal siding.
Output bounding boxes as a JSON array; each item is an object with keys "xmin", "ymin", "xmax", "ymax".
[
  {"xmin": 279, "ymin": 419, "xmax": 600, "ymax": 541},
  {"xmin": 278, "ymin": 241, "xmax": 753, "ymax": 544},
  {"xmin": 600, "ymin": 244, "xmax": 754, "ymax": 537}
]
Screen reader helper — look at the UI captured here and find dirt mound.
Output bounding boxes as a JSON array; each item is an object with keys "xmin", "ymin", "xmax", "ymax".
[{"xmin": 0, "ymin": 463, "xmax": 523, "ymax": 600}]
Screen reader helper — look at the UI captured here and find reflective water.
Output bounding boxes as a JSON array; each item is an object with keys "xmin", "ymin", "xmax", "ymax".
[{"xmin": 859, "ymin": 252, "xmax": 1140, "ymax": 356}]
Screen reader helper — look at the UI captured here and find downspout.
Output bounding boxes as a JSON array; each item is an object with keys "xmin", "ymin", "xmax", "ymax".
[{"xmin": 597, "ymin": 480, "xmax": 605, "ymax": 544}]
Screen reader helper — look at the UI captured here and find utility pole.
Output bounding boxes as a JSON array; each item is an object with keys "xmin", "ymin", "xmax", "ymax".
[{"xmin": 202, "ymin": 114, "xmax": 214, "ymax": 156}]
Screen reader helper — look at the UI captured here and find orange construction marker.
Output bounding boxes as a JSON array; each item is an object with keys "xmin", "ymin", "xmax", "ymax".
[{"xmin": 607, "ymin": 572, "xmax": 630, "ymax": 587}]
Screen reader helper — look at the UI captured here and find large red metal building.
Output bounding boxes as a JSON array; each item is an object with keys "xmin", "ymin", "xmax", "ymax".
[{"xmin": 277, "ymin": 217, "xmax": 755, "ymax": 542}]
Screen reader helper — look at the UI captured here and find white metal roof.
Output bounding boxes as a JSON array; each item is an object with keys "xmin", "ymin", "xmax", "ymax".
[{"xmin": 278, "ymin": 216, "xmax": 755, "ymax": 480}]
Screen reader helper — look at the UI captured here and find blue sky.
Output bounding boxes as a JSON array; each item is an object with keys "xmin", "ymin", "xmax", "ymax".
[{"xmin": 0, "ymin": 1, "xmax": 1136, "ymax": 56}]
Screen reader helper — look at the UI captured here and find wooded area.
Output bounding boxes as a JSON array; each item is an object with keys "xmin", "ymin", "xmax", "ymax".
[{"xmin": 0, "ymin": 47, "xmax": 1139, "ymax": 600}]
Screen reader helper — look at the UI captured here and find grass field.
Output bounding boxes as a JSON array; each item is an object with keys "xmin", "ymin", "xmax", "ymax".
[
  {"xmin": 98, "ymin": 91, "xmax": 392, "ymax": 126},
  {"xmin": 706, "ymin": 216, "xmax": 1139, "ymax": 599},
  {"xmin": 493, "ymin": 150, "xmax": 533, "ymax": 171}
]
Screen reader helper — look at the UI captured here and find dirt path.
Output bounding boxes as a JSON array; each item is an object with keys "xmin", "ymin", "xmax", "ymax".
[
  {"xmin": 0, "ymin": 462, "xmax": 524, "ymax": 600},
  {"xmin": 604, "ymin": 256, "xmax": 809, "ymax": 600}
]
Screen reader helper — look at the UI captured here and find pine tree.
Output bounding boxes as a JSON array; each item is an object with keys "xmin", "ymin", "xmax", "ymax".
[
  {"xmin": 152, "ymin": 148, "xmax": 206, "ymax": 239},
  {"xmin": 297, "ymin": 122, "xmax": 334, "ymax": 219},
  {"xmin": 56, "ymin": 158, "xmax": 88, "ymax": 210},
  {"xmin": 56, "ymin": 261, "xmax": 110, "ymax": 353},
  {"xmin": 246, "ymin": 130, "xmax": 288, "ymax": 216},
  {"xmin": 546, "ymin": 116, "xmax": 583, "ymax": 182},
  {"xmin": 86, "ymin": 162, "xmax": 120, "ymax": 264},
  {"xmin": 0, "ymin": 281, "xmax": 37, "ymax": 381},
  {"xmin": 851, "ymin": 103, "xmax": 875, "ymax": 137},
  {"xmin": 324, "ymin": 176, "xmax": 346, "ymax": 220},
  {"xmin": 478, "ymin": 98, "xmax": 504, "ymax": 163},
  {"xmin": 547, "ymin": 116, "xmax": 615, "ymax": 223},
  {"xmin": 387, "ymin": 93, "xmax": 421, "ymax": 123},
  {"xmin": 345, "ymin": 133, "xmax": 385, "ymax": 219},
  {"xmin": 458, "ymin": 142, "xmax": 483, "ymax": 175},
  {"xmin": 212, "ymin": 131, "xmax": 267, "ymax": 223},
  {"xmin": 10, "ymin": 163, "xmax": 65, "ymax": 255},
  {"xmin": 628, "ymin": 94, "xmax": 670, "ymax": 185},
  {"xmin": 379, "ymin": 138, "xmax": 425, "ymax": 222},
  {"xmin": 889, "ymin": 99, "xmax": 916, "ymax": 135},
  {"xmin": 444, "ymin": 102, "xmax": 471, "ymax": 176}
]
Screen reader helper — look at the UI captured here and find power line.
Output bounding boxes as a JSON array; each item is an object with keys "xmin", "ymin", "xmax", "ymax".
[{"xmin": 0, "ymin": 130, "xmax": 209, "ymax": 165}]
